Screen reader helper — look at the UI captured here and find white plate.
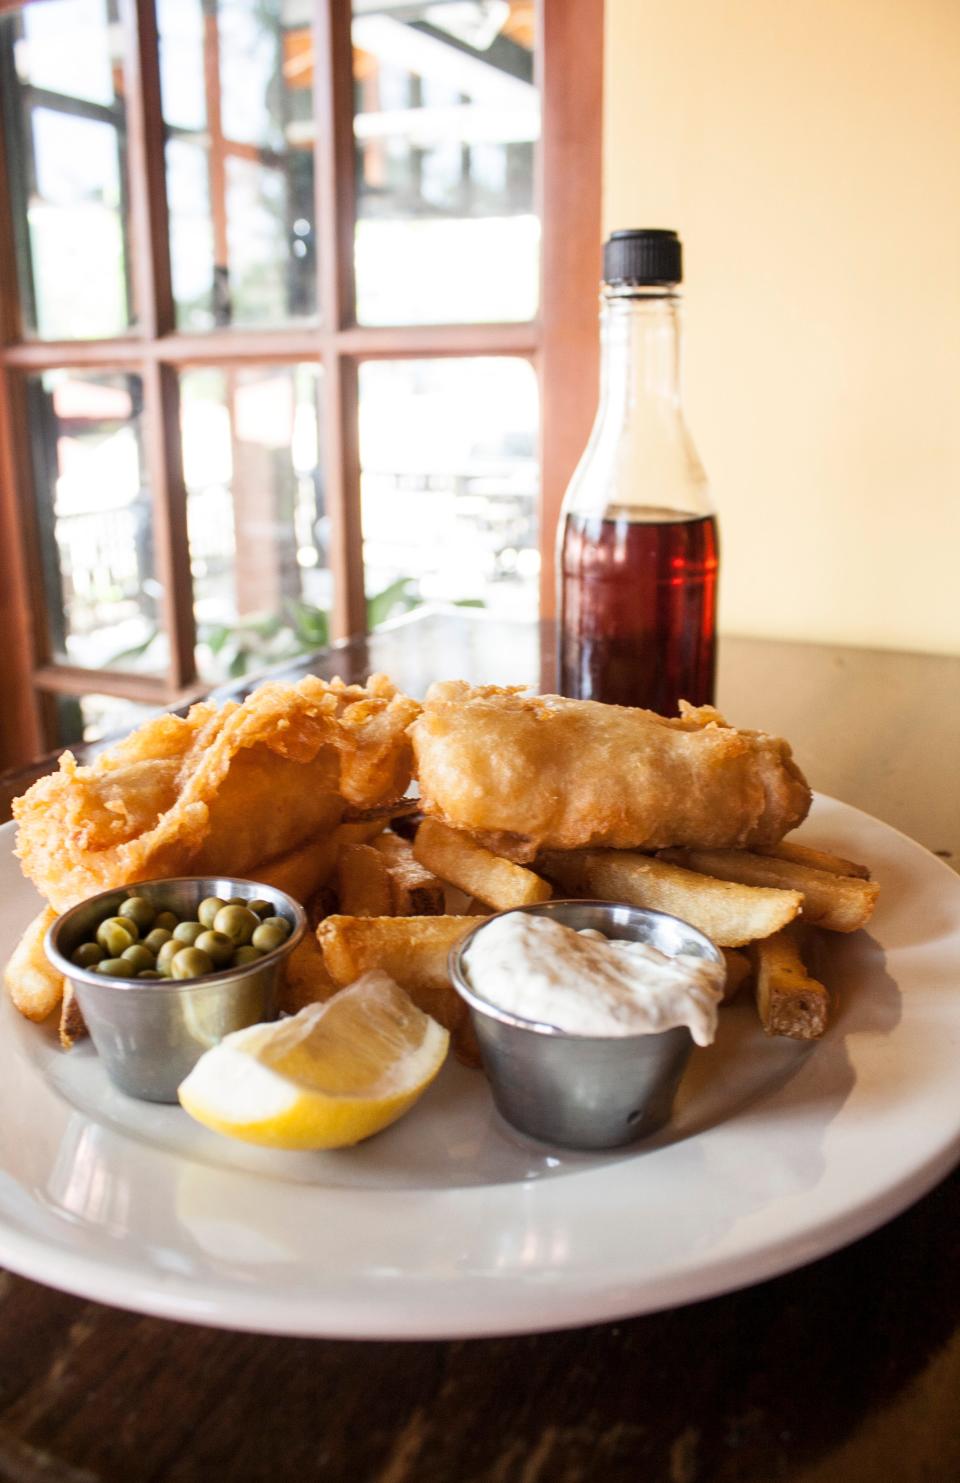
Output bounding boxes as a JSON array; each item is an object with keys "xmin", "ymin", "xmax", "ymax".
[{"xmin": 0, "ymin": 798, "xmax": 958, "ymax": 1339}]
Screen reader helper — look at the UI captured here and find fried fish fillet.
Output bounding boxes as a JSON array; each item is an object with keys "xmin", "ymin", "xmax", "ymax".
[
  {"xmin": 14, "ymin": 674, "xmax": 420, "ymax": 911},
  {"xmin": 410, "ymin": 683, "xmax": 811, "ymax": 860}
]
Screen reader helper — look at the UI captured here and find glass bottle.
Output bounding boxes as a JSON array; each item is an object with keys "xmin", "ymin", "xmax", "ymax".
[{"xmin": 557, "ymin": 229, "xmax": 718, "ymax": 713}]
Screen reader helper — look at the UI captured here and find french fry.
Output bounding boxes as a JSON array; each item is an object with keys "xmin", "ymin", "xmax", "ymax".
[
  {"xmin": 539, "ymin": 850, "xmax": 800, "ymax": 948},
  {"xmin": 758, "ymin": 840, "xmax": 870, "ymax": 879},
  {"xmin": 279, "ymin": 929, "xmax": 340, "ymax": 1015},
  {"xmin": 4, "ymin": 907, "xmax": 62, "ymax": 1022},
  {"xmin": 59, "ymin": 981, "xmax": 87, "ymax": 1049},
  {"xmin": 659, "ymin": 848, "xmax": 879, "ymax": 933},
  {"xmin": 415, "ymin": 817, "xmax": 552, "ymax": 912},
  {"xmin": 317, "ymin": 914, "xmax": 479, "ymax": 1032},
  {"xmin": 252, "ymin": 834, "xmax": 340, "ymax": 903},
  {"xmin": 749, "ymin": 924, "xmax": 829, "ymax": 1039},
  {"xmin": 336, "ymin": 843, "xmax": 393, "ymax": 917},
  {"xmin": 251, "ymin": 818, "xmax": 388, "ymax": 905},
  {"xmin": 721, "ymin": 948, "xmax": 751, "ymax": 1004},
  {"xmin": 373, "ymin": 831, "xmax": 445, "ymax": 915}
]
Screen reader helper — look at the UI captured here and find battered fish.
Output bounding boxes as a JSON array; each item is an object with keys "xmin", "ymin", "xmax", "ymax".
[
  {"xmin": 410, "ymin": 683, "xmax": 811, "ymax": 860},
  {"xmin": 15, "ymin": 674, "xmax": 420, "ymax": 911}
]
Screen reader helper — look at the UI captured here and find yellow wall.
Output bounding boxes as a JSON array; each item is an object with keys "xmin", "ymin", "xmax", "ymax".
[{"xmin": 604, "ymin": 0, "xmax": 960, "ymax": 655}]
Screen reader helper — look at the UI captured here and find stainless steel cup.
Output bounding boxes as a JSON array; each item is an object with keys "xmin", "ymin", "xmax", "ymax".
[
  {"xmin": 449, "ymin": 900, "xmax": 724, "ymax": 1150},
  {"xmin": 46, "ymin": 877, "xmax": 306, "ymax": 1103}
]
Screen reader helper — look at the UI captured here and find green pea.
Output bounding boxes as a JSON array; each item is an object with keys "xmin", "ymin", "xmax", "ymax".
[
  {"xmin": 251, "ymin": 922, "xmax": 288, "ymax": 954},
  {"xmin": 258, "ymin": 915, "xmax": 291, "ymax": 940},
  {"xmin": 154, "ymin": 911, "xmax": 178, "ymax": 933},
  {"xmin": 213, "ymin": 904, "xmax": 259, "ymax": 946},
  {"xmin": 198, "ymin": 896, "xmax": 226, "ymax": 929},
  {"xmin": 121, "ymin": 944, "xmax": 156, "ymax": 973},
  {"xmin": 138, "ymin": 970, "xmax": 163, "ymax": 979},
  {"xmin": 97, "ymin": 917, "xmax": 137, "ymax": 956},
  {"xmin": 119, "ymin": 896, "xmax": 155, "ymax": 932},
  {"xmin": 234, "ymin": 945, "xmax": 263, "ymax": 966},
  {"xmin": 195, "ymin": 930, "xmax": 234, "ymax": 968},
  {"xmin": 72, "ymin": 942, "xmax": 103, "ymax": 968},
  {"xmin": 143, "ymin": 927, "xmax": 172, "ymax": 955},
  {"xmin": 156, "ymin": 940, "xmax": 181, "ymax": 976},
  {"xmin": 245, "ymin": 898, "xmax": 273, "ymax": 920},
  {"xmin": 172, "ymin": 920, "xmax": 204, "ymax": 946},
  {"xmin": 97, "ymin": 958, "xmax": 132, "ymax": 977},
  {"xmin": 171, "ymin": 947, "xmax": 214, "ymax": 980},
  {"xmin": 225, "ymin": 896, "xmax": 250, "ymax": 908}
]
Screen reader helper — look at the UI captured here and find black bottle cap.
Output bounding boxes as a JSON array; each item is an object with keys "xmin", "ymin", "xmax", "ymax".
[{"xmin": 603, "ymin": 229, "xmax": 682, "ymax": 287}]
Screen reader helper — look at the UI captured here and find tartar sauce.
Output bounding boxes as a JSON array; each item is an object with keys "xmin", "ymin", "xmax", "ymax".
[{"xmin": 462, "ymin": 912, "xmax": 724, "ymax": 1045}]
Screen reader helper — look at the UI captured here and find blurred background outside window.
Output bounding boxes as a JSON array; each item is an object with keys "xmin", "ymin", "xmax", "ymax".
[{"xmin": 0, "ymin": 0, "xmax": 599, "ymax": 760}]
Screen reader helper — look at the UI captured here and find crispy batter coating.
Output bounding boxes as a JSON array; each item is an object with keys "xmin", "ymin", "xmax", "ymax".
[
  {"xmin": 14, "ymin": 674, "xmax": 420, "ymax": 911},
  {"xmin": 410, "ymin": 682, "xmax": 811, "ymax": 860}
]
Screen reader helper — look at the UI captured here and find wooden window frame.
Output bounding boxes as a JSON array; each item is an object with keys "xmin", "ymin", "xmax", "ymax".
[{"xmin": 0, "ymin": 0, "xmax": 603, "ymax": 768}]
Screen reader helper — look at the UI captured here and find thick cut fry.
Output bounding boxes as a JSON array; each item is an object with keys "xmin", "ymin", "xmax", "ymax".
[
  {"xmin": 317, "ymin": 914, "xmax": 478, "ymax": 1032},
  {"xmin": 4, "ymin": 907, "xmax": 61, "ymax": 1021},
  {"xmin": 336, "ymin": 843, "xmax": 393, "ymax": 917},
  {"xmin": 749, "ymin": 925, "xmax": 829, "ymax": 1039},
  {"xmin": 253, "ymin": 818, "xmax": 388, "ymax": 907},
  {"xmin": 721, "ymin": 948, "xmax": 751, "ymax": 1004},
  {"xmin": 659, "ymin": 848, "xmax": 879, "ymax": 933},
  {"xmin": 415, "ymin": 817, "xmax": 552, "ymax": 912},
  {"xmin": 253, "ymin": 834, "xmax": 339, "ymax": 903},
  {"xmin": 758, "ymin": 840, "xmax": 870, "ymax": 879},
  {"xmin": 59, "ymin": 982, "xmax": 87, "ymax": 1049},
  {"xmin": 539, "ymin": 850, "xmax": 800, "ymax": 949},
  {"xmin": 373, "ymin": 832, "xmax": 445, "ymax": 915},
  {"xmin": 279, "ymin": 930, "xmax": 339, "ymax": 1015}
]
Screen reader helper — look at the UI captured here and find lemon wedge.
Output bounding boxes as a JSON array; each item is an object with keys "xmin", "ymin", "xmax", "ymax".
[{"xmin": 177, "ymin": 972, "xmax": 449, "ymax": 1149}]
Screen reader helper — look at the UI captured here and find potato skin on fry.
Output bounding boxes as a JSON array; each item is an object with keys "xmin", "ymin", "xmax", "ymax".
[
  {"xmin": 414, "ymin": 818, "xmax": 552, "ymax": 912},
  {"xmin": 372, "ymin": 832, "xmax": 445, "ymax": 916},
  {"xmin": 59, "ymin": 981, "xmax": 87, "ymax": 1048},
  {"xmin": 539, "ymin": 850, "xmax": 800, "ymax": 948}
]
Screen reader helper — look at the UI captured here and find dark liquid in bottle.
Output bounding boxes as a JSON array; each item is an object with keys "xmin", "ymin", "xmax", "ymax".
[{"xmin": 559, "ymin": 508, "xmax": 718, "ymax": 713}]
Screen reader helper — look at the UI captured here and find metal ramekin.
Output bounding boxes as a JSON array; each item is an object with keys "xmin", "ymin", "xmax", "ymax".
[
  {"xmin": 450, "ymin": 900, "xmax": 724, "ymax": 1151},
  {"xmin": 46, "ymin": 877, "xmax": 306, "ymax": 1104}
]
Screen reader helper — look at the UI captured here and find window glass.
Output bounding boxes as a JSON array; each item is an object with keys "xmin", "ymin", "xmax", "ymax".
[
  {"xmin": 27, "ymin": 370, "xmax": 166, "ymax": 675},
  {"xmin": 179, "ymin": 364, "xmax": 329, "ymax": 682},
  {"xmin": 353, "ymin": 0, "xmax": 539, "ymax": 325},
  {"xmin": 157, "ymin": 0, "xmax": 317, "ymax": 330},
  {"xmin": 68, "ymin": 695, "xmax": 163, "ymax": 747},
  {"xmin": 0, "ymin": 0, "xmax": 132, "ymax": 338},
  {"xmin": 359, "ymin": 357, "xmax": 539, "ymax": 622}
]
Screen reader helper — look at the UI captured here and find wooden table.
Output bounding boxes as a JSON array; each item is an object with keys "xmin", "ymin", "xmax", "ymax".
[{"xmin": 2, "ymin": 611, "xmax": 958, "ymax": 1483}]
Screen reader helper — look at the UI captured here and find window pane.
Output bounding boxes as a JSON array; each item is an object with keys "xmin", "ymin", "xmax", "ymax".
[
  {"xmin": 359, "ymin": 358, "xmax": 539, "ymax": 621},
  {"xmin": 158, "ymin": 0, "xmax": 317, "ymax": 330},
  {"xmin": 180, "ymin": 364, "xmax": 329, "ymax": 683},
  {"xmin": 27, "ymin": 371, "xmax": 167, "ymax": 675},
  {"xmin": 0, "ymin": 0, "xmax": 133, "ymax": 339},
  {"xmin": 54, "ymin": 694, "xmax": 163, "ymax": 749},
  {"xmin": 353, "ymin": 0, "xmax": 539, "ymax": 325}
]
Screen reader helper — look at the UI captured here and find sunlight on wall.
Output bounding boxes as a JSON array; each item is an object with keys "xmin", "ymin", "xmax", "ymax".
[{"xmin": 604, "ymin": 0, "xmax": 960, "ymax": 654}]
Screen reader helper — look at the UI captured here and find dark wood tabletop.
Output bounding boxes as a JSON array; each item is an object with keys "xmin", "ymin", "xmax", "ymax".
[{"xmin": 2, "ymin": 610, "xmax": 959, "ymax": 1483}]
